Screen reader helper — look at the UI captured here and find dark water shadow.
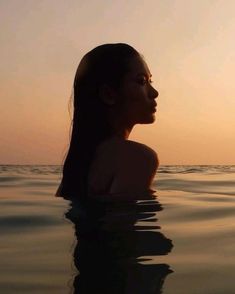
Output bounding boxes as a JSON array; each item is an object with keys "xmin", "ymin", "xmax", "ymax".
[{"xmin": 65, "ymin": 192, "xmax": 173, "ymax": 293}]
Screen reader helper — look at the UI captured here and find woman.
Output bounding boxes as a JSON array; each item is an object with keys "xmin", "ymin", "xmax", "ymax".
[
  {"xmin": 55, "ymin": 44, "xmax": 173, "ymax": 293},
  {"xmin": 56, "ymin": 43, "xmax": 159, "ymax": 201}
]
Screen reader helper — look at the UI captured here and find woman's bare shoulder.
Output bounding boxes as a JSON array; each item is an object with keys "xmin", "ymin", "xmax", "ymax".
[
  {"xmin": 123, "ymin": 140, "xmax": 159, "ymax": 162},
  {"xmin": 95, "ymin": 137, "xmax": 159, "ymax": 166},
  {"xmin": 88, "ymin": 137, "xmax": 159, "ymax": 197}
]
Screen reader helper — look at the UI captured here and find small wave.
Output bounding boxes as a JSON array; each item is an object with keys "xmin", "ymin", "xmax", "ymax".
[
  {"xmin": 24, "ymin": 180, "xmax": 58, "ymax": 187},
  {"xmin": 0, "ymin": 215, "xmax": 60, "ymax": 233},
  {"xmin": 179, "ymin": 168, "xmax": 206, "ymax": 174},
  {"xmin": 158, "ymin": 165, "xmax": 235, "ymax": 175},
  {"xmin": 0, "ymin": 176, "xmax": 24, "ymax": 183},
  {"xmin": 0, "ymin": 165, "xmax": 62, "ymax": 175},
  {"xmin": 155, "ymin": 178, "xmax": 235, "ymax": 196}
]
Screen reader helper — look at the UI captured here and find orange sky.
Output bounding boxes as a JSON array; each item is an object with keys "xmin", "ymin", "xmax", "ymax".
[{"xmin": 1, "ymin": 0, "xmax": 234, "ymax": 164}]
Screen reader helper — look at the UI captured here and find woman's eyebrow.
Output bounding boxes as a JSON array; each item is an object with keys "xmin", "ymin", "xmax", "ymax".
[{"xmin": 136, "ymin": 72, "xmax": 152, "ymax": 78}]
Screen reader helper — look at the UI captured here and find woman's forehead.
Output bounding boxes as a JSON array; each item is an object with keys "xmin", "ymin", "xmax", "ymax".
[{"xmin": 128, "ymin": 56, "xmax": 151, "ymax": 76}]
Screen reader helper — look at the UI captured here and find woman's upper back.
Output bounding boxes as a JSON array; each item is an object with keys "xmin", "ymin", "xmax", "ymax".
[{"xmin": 87, "ymin": 137, "xmax": 159, "ymax": 198}]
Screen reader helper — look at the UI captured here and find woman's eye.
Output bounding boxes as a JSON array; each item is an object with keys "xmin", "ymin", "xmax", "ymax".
[
  {"xmin": 138, "ymin": 78, "xmax": 153, "ymax": 85},
  {"xmin": 137, "ymin": 77, "xmax": 147, "ymax": 84}
]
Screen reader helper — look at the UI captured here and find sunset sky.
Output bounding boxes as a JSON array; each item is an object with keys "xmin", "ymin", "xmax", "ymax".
[{"xmin": 1, "ymin": 0, "xmax": 234, "ymax": 164}]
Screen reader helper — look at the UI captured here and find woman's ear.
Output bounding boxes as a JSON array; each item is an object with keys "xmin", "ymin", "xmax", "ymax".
[{"xmin": 99, "ymin": 84, "xmax": 117, "ymax": 106}]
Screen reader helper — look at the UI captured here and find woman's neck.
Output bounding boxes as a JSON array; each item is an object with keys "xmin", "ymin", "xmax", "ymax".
[
  {"xmin": 109, "ymin": 113, "xmax": 134, "ymax": 140},
  {"xmin": 112, "ymin": 128, "xmax": 132, "ymax": 140}
]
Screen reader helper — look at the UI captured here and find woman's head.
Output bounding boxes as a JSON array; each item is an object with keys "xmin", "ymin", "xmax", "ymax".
[
  {"xmin": 59, "ymin": 43, "xmax": 158, "ymax": 200},
  {"xmin": 74, "ymin": 43, "xmax": 158, "ymax": 136}
]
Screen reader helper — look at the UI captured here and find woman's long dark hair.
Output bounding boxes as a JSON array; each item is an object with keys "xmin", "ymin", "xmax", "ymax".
[{"xmin": 58, "ymin": 43, "xmax": 140, "ymax": 200}]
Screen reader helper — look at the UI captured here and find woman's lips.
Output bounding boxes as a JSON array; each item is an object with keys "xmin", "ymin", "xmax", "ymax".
[{"xmin": 151, "ymin": 105, "xmax": 157, "ymax": 112}]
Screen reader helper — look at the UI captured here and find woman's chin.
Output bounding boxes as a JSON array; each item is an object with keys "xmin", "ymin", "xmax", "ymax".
[{"xmin": 139, "ymin": 113, "xmax": 156, "ymax": 124}]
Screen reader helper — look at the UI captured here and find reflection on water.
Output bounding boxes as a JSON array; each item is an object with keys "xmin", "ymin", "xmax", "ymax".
[{"xmin": 65, "ymin": 192, "xmax": 173, "ymax": 293}]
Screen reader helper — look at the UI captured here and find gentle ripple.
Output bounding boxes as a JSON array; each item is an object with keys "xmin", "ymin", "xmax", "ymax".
[{"xmin": 0, "ymin": 165, "xmax": 234, "ymax": 293}]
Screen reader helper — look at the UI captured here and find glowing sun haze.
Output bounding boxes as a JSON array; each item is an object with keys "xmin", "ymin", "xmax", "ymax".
[{"xmin": 1, "ymin": 0, "xmax": 234, "ymax": 164}]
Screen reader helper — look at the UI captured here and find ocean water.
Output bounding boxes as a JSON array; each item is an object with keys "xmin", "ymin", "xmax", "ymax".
[{"xmin": 0, "ymin": 165, "xmax": 235, "ymax": 293}]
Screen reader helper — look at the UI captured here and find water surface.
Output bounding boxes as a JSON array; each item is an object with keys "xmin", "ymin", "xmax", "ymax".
[{"xmin": 0, "ymin": 165, "xmax": 234, "ymax": 293}]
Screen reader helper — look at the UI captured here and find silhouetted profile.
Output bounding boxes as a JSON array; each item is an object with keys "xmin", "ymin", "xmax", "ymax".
[
  {"xmin": 56, "ymin": 43, "xmax": 159, "ymax": 200},
  {"xmin": 56, "ymin": 43, "xmax": 173, "ymax": 293}
]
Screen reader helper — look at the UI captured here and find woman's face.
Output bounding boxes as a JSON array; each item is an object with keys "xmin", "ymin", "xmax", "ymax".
[{"xmin": 117, "ymin": 55, "xmax": 159, "ymax": 125}]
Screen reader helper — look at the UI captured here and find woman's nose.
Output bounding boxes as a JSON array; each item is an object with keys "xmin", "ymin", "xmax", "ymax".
[{"xmin": 149, "ymin": 85, "xmax": 159, "ymax": 99}]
